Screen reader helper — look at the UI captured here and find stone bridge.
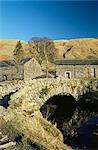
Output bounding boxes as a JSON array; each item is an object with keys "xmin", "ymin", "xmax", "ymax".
[
  {"xmin": 0, "ymin": 80, "xmax": 25, "ymax": 98},
  {"xmin": 0, "ymin": 79, "xmax": 96, "ymax": 150},
  {"xmin": 9, "ymin": 78, "xmax": 93, "ymax": 110}
]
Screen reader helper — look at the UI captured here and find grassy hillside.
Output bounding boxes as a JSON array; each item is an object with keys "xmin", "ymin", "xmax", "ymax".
[
  {"xmin": 0, "ymin": 38, "xmax": 98, "ymax": 61},
  {"xmin": 0, "ymin": 40, "xmax": 27, "ymax": 61},
  {"xmin": 54, "ymin": 38, "xmax": 98, "ymax": 59}
]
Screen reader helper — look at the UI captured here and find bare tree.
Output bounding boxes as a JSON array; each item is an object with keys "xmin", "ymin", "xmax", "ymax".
[{"xmin": 29, "ymin": 37, "xmax": 56, "ymax": 78}]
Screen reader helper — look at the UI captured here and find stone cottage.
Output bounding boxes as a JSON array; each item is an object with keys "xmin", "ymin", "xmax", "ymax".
[
  {"xmin": 0, "ymin": 57, "xmax": 44, "ymax": 82},
  {"xmin": 24, "ymin": 58, "xmax": 44, "ymax": 80},
  {"xmin": 1, "ymin": 58, "xmax": 98, "ymax": 81},
  {"xmin": 54, "ymin": 59, "xmax": 98, "ymax": 79},
  {"xmin": 0, "ymin": 60, "xmax": 26, "ymax": 82}
]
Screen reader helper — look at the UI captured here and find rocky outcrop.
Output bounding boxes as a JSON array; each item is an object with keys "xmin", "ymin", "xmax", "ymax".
[
  {"xmin": 0, "ymin": 141, "xmax": 16, "ymax": 149},
  {"xmin": 0, "ymin": 132, "xmax": 16, "ymax": 150},
  {"xmin": 0, "ymin": 80, "xmax": 25, "ymax": 98}
]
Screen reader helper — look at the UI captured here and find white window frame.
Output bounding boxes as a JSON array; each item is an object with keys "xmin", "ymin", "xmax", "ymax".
[{"xmin": 65, "ymin": 71, "xmax": 71, "ymax": 79}]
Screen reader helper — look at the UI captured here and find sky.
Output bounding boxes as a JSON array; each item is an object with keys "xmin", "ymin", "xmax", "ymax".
[{"xmin": 0, "ymin": 0, "xmax": 97, "ymax": 41}]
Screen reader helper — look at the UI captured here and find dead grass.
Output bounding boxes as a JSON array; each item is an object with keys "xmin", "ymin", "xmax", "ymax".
[
  {"xmin": 0, "ymin": 40, "xmax": 27, "ymax": 60},
  {"xmin": 54, "ymin": 38, "xmax": 98, "ymax": 60},
  {"xmin": 4, "ymin": 109, "xmax": 72, "ymax": 150},
  {"xmin": 0, "ymin": 38, "xmax": 98, "ymax": 61}
]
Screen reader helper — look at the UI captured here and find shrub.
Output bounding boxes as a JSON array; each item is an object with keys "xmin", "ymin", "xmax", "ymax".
[
  {"xmin": 39, "ymin": 86, "xmax": 49, "ymax": 99},
  {"xmin": 4, "ymin": 121, "xmax": 21, "ymax": 141}
]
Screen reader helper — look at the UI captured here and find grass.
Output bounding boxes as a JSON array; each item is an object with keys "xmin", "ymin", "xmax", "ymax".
[
  {"xmin": 39, "ymin": 86, "xmax": 49, "ymax": 99},
  {"xmin": 0, "ymin": 40, "xmax": 27, "ymax": 60},
  {"xmin": 0, "ymin": 38, "xmax": 98, "ymax": 62},
  {"xmin": 4, "ymin": 120, "xmax": 21, "ymax": 141},
  {"xmin": 4, "ymin": 110, "xmax": 71, "ymax": 150}
]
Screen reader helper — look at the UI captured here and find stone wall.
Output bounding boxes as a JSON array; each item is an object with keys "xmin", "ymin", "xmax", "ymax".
[
  {"xmin": 10, "ymin": 78, "xmax": 92, "ymax": 112},
  {"xmin": 24, "ymin": 58, "xmax": 44, "ymax": 81},
  {"xmin": 0, "ymin": 66, "xmax": 24, "ymax": 82},
  {"xmin": 0, "ymin": 57, "xmax": 44, "ymax": 82},
  {"xmin": 0, "ymin": 80, "xmax": 25, "ymax": 98},
  {"xmin": 56, "ymin": 65, "xmax": 98, "ymax": 79}
]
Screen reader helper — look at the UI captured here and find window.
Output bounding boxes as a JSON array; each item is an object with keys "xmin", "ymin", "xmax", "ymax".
[
  {"xmin": 65, "ymin": 71, "xmax": 71, "ymax": 79},
  {"xmin": 3, "ymin": 75, "xmax": 7, "ymax": 81}
]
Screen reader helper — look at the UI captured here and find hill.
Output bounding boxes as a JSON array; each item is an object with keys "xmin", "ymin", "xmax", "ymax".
[
  {"xmin": 0, "ymin": 38, "xmax": 98, "ymax": 62},
  {"xmin": 0, "ymin": 40, "xmax": 27, "ymax": 61},
  {"xmin": 54, "ymin": 38, "xmax": 98, "ymax": 60}
]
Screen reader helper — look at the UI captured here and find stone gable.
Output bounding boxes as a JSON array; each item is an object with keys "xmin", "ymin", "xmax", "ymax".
[{"xmin": 24, "ymin": 58, "xmax": 44, "ymax": 80}]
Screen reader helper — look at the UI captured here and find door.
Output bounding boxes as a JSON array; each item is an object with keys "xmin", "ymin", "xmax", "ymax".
[
  {"xmin": 94, "ymin": 68, "xmax": 96, "ymax": 78},
  {"xmin": 65, "ymin": 71, "xmax": 71, "ymax": 79}
]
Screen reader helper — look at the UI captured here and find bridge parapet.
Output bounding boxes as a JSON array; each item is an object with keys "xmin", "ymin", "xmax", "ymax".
[{"xmin": 10, "ymin": 79, "xmax": 93, "ymax": 111}]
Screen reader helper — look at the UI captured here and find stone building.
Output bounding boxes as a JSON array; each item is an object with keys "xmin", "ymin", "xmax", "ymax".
[
  {"xmin": 24, "ymin": 58, "xmax": 44, "ymax": 80},
  {"xmin": 0, "ymin": 57, "xmax": 44, "ymax": 82},
  {"xmin": 1, "ymin": 58, "xmax": 98, "ymax": 82},
  {"xmin": 54, "ymin": 59, "xmax": 98, "ymax": 79},
  {"xmin": 0, "ymin": 61, "xmax": 24, "ymax": 81}
]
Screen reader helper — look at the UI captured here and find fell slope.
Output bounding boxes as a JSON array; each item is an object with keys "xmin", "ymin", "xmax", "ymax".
[
  {"xmin": 54, "ymin": 38, "xmax": 98, "ymax": 59},
  {"xmin": 0, "ymin": 38, "xmax": 98, "ymax": 61},
  {"xmin": 0, "ymin": 40, "xmax": 27, "ymax": 61}
]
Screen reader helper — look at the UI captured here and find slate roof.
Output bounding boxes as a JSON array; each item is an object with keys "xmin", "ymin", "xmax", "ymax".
[
  {"xmin": 54, "ymin": 59, "xmax": 98, "ymax": 65},
  {"xmin": 0, "ymin": 57, "xmax": 32, "ymax": 67},
  {"xmin": 0, "ymin": 61, "xmax": 15, "ymax": 67},
  {"xmin": 20, "ymin": 57, "xmax": 32, "ymax": 65}
]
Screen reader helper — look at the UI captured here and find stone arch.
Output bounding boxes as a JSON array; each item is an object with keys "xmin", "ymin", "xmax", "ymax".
[
  {"xmin": 9, "ymin": 79, "xmax": 90, "ymax": 114},
  {"xmin": 37, "ymin": 80, "xmax": 78, "ymax": 108},
  {"xmin": 40, "ymin": 93, "xmax": 77, "ymax": 131}
]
